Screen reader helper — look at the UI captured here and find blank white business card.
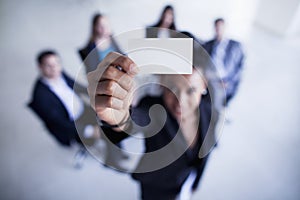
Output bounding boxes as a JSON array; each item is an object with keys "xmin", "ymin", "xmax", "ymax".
[{"xmin": 127, "ymin": 38, "xmax": 193, "ymax": 74}]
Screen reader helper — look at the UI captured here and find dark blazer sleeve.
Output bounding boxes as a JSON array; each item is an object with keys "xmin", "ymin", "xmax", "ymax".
[
  {"xmin": 28, "ymin": 80, "xmax": 80, "ymax": 146},
  {"xmin": 100, "ymin": 97, "xmax": 153, "ymax": 144},
  {"xmin": 192, "ymin": 93, "xmax": 214, "ymax": 190},
  {"xmin": 78, "ymin": 48, "xmax": 86, "ymax": 62},
  {"xmin": 230, "ymin": 41, "xmax": 245, "ymax": 84},
  {"xmin": 203, "ymin": 40, "xmax": 214, "ymax": 56},
  {"xmin": 78, "ymin": 42, "xmax": 99, "ymax": 74},
  {"xmin": 146, "ymin": 26, "xmax": 158, "ymax": 38},
  {"xmin": 78, "ymin": 42, "xmax": 95, "ymax": 62}
]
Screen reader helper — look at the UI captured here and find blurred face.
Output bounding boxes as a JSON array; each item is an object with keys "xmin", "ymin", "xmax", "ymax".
[
  {"xmin": 215, "ymin": 20, "xmax": 225, "ymax": 40},
  {"xmin": 161, "ymin": 9, "xmax": 174, "ymax": 28},
  {"xmin": 94, "ymin": 16, "xmax": 111, "ymax": 38},
  {"xmin": 39, "ymin": 55, "xmax": 62, "ymax": 79},
  {"xmin": 162, "ymin": 70, "xmax": 206, "ymax": 121}
]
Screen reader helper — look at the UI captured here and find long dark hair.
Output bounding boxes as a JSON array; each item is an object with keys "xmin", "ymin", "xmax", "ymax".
[
  {"xmin": 153, "ymin": 5, "xmax": 176, "ymax": 30},
  {"xmin": 90, "ymin": 13, "xmax": 103, "ymax": 42}
]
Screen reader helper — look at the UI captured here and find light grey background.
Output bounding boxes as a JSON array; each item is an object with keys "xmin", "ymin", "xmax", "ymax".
[{"xmin": 0, "ymin": 0, "xmax": 300, "ymax": 199}]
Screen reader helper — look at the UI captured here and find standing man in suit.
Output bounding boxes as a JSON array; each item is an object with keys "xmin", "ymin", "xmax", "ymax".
[
  {"xmin": 28, "ymin": 50, "xmax": 99, "ymax": 146},
  {"xmin": 204, "ymin": 18, "xmax": 244, "ymax": 106},
  {"xmin": 87, "ymin": 52, "xmax": 220, "ymax": 199}
]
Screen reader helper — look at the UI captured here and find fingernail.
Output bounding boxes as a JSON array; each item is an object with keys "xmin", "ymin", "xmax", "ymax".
[{"xmin": 129, "ymin": 64, "xmax": 139, "ymax": 74}]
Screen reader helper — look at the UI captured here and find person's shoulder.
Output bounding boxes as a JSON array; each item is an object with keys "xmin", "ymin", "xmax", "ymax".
[
  {"xmin": 146, "ymin": 24, "xmax": 158, "ymax": 29},
  {"xmin": 32, "ymin": 78, "xmax": 47, "ymax": 93},
  {"xmin": 145, "ymin": 26, "xmax": 159, "ymax": 38},
  {"xmin": 81, "ymin": 41, "xmax": 95, "ymax": 50},
  {"xmin": 204, "ymin": 39, "xmax": 215, "ymax": 45},
  {"xmin": 203, "ymin": 39, "xmax": 215, "ymax": 50},
  {"xmin": 229, "ymin": 39, "xmax": 242, "ymax": 47},
  {"xmin": 228, "ymin": 39, "xmax": 244, "ymax": 53},
  {"xmin": 30, "ymin": 78, "xmax": 52, "ymax": 103},
  {"xmin": 79, "ymin": 42, "xmax": 96, "ymax": 58}
]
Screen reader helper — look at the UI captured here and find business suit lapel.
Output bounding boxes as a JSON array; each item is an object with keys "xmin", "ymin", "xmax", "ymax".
[
  {"xmin": 62, "ymin": 73, "xmax": 74, "ymax": 89},
  {"xmin": 224, "ymin": 40, "xmax": 234, "ymax": 66},
  {"xmin": 38, "ymin": 79, "xmax": 71, "ymax": 119},
  {"xmin": 162, "ymin": 107, "xmax": 191, "ymax": 158}
]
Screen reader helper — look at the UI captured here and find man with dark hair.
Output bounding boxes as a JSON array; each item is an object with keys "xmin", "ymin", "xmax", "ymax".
[
  {"xmin": 204, "ymin": 18, "xmax": 245, "ymax": 106},
  {"xmin": 28, "ymin": 50, "xmax": 99, "ymax": 146},
  {"xmin": 214, "ymin": 18, "xmax": 224, "ymax": 29},
  {"xmin": 36, "ymin": 50, "xmax": 57, "ymax": 65}
]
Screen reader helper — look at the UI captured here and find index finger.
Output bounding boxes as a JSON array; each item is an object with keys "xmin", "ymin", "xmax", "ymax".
[{"xmin": 105, "ymin": 52, "xmax": 139, "ymax": 76}]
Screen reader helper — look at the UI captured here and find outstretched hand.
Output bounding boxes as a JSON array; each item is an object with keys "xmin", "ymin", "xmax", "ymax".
[{"xmin": 87, "ymin": 52, "xmax": 139, "ymax": 130}]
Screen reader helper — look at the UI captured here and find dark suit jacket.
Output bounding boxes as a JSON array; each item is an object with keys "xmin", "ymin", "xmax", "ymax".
[
  {"xmin": 102, "ymin": 93, "xmax": 213, "ymax": 199},
  {"xmin": 28, "ymin": 73, "xmax": 87, "ymax": 146},
  {"xmin": 78, "ymin": 37, "xmax": 123, "ymax": 74},
  {"xmin": 145, "ymin": 26, "xmax": 177, "ymax": 38},
  {"xmin": 204, "ymin": 39, "xmax": 244, "ymax": 99}
]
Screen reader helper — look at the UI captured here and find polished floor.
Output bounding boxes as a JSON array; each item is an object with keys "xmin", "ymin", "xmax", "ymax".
[{"xmin": 1, "ymin": 1, "xmax": 300, "ymax": 200}]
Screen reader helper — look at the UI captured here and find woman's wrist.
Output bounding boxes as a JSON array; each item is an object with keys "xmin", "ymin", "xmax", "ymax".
[{"xmin": 97, "ymin": 111, "xmax": 131, "ymax": 131}]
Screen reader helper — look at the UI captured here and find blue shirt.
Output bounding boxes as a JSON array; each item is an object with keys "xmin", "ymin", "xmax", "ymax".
[{"xmin": 98, "ymin": 45, "xmax": 115, "ymax": 61}]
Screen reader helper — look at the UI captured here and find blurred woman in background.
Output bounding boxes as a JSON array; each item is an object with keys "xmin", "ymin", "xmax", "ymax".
[
  {"xmin": 79, "ymin": 13, "xmax": 123, "ymax": 74},
  {"xmin": 78, "ymin": 13, "xmax": 127, "ymax": 167},
  {"xmin": 146, "ymin": 5, "xmax": 177, "ymax": 38}
]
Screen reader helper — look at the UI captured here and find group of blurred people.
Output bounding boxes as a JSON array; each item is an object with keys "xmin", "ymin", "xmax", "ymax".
[
  {"xmin": 79, "ymin": 5, "xmax": 244, "ymax": 106},
  {"xmin": 28, "ymin": 4, "xmax": 244, "ymax": 200}
]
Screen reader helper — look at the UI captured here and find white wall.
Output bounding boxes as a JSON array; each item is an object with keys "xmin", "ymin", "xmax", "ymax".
[
  {"xmin": 287, "ymin": 4, "xmax": 300, "ymax": 37},
  {"xmin": 254, "ymin": 0, "xmax": 300, "ymax": 37}
]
